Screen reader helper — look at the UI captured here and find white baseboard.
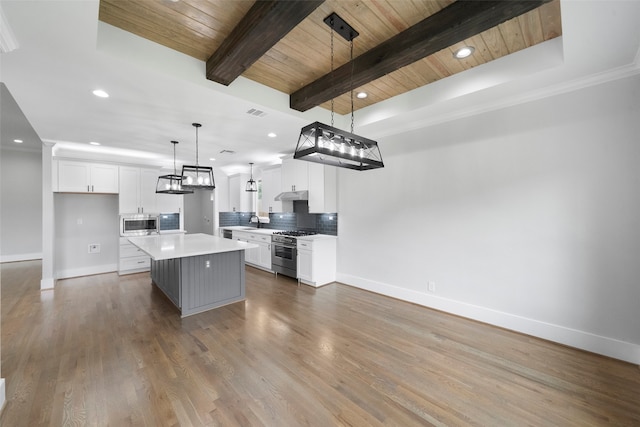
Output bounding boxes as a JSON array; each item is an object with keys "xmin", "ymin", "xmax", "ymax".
[
  {"xmin": 41, "ymin": 277, "xmax": 55, "ymax": 290},
  {"xmin": 56, "ymin": 264, "xmax": 118, "ymax": 280},
  {"xmin": 337, "ymin": 273, "xmax": 640, "ymax": 365},
  {"xmin": 0, "ymin": 378, "xmax": 5, "ymax": 415},
  {"xmin": 0, "ymin": 252, "xmax": 42, "ymax": 263}
]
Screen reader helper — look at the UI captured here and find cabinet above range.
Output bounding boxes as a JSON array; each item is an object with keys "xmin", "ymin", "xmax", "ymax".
[{"xmin": 270, "ymin": 158, "xmax": 337, "ymax": 214}]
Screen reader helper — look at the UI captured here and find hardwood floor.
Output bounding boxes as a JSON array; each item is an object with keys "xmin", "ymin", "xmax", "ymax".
[{"xmin": 1, "ymin": 260, "xmax": 639, "ymax": 426}]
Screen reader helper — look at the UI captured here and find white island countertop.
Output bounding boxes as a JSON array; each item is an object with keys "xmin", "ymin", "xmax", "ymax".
[{"xmin": 129, "ymin": 233, "xmax": 258, "ymax": 261}]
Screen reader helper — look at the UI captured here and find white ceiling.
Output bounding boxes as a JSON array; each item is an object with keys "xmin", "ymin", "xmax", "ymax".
[{"xmin": 1, "ymin": 0, "xmax": 639, "ymax": 176}]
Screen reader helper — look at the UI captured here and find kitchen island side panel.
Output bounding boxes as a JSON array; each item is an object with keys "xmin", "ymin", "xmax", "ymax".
[
  {"xmin": 151, "ymin": 258, "xmax": 181, "ymax": 308},
  {"xmin": 180, "ymin": 251, "xmax": 245, "ymax": 317}
]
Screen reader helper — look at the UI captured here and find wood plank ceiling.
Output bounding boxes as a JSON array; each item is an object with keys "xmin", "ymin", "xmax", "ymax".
[{"xmin": 99, "ymin": 0, "xmax": 562, "ymax": 115}]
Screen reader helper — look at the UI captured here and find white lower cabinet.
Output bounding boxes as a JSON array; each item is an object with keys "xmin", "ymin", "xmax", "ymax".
[
  {"xmin": 119, "ymin": 237, "xmax": 150, "ymax": 275},
  {"xmin": 257, "ymin": 240, "xmax": 272, "ymax": 270},
  {"xmin": 232, "ymin": 230, "xmax": 272, "ymax": 271},
  {"xmin": 297, "ymin": 237, "xmax": 337, "ymax": 287}
]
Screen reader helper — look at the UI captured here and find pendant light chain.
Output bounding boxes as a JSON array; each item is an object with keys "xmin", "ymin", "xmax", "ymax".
[
  {"xmin": 350, "ymin": 38, "xmax": 355, "ymax": 134},
  {"xmin": 173, "ymin": 141, "xmax": 177, "ymax": 174},
  {"xmin": 195, "ymin": 125, "xmax": 199, "ymax": 166},
  {"xmin": 330, "ymin": 26, "xmax": 335, "ymax": 128}
]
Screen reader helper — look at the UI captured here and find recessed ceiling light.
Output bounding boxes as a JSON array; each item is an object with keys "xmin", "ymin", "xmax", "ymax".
[
  {"xmin": 268, "ymin": 132, "xmax": 277, "ymax": 138},
  {"xmin": 92, "ymin": 89, "xmax": 109, "ymax": 98},
  {"xmin": 14, "ymin": 139, "xmax": 23, "ymax": 143},
  {"xmin": 454, "ymin": 46, "xmax": 475, "ymax": 59},
  {"xmin": 89, "ymin": 141, "xmax": 101, "ymax": 146},
  {"xmin": 209, "ymin": 158, "xmax": 216, "ymax": 161},
  {"xmin": 356, "ymin": 92, "xmax": 368, "ymax": 99}
]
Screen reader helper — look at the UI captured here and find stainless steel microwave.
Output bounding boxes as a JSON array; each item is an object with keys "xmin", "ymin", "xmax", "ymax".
[{"xmin": 120, "ymin": 214, "xmax": 159, "ymax": 236}]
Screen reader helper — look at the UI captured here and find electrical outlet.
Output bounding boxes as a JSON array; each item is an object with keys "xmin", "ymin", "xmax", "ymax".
[
  {"xmin": 428, "ymin": 281, "xmax": 436, "ymax": 292},
  {"xmin": 88, "ymin": 244, "xmax": 100, "ymax": 254}
]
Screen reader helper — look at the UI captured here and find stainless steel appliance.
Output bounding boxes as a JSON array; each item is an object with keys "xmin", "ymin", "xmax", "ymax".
[
  {"xmin": 222, "ymin": 229, "xmax": 233, "ymax": 239},
  {"xmin": 120, "ymin": 214, "xmax": 159, "ymax": 236},
  {"xmin": 271, "ymin": 231, "xmax": 316, "ymax": 279}
]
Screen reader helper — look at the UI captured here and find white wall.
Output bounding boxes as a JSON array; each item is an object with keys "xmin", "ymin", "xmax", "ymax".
[
  {"xmin": 54, "ymin": 193, "xmax": 118, "ymax": 278},
  {"xmin": 337, "ymin": 74, "xmax": 640, "ymax": 363},
  {"xmin": 0, "ymin": 148, "xmax": 42, "ymax": 262},
  {"xmin": 184, "ymin": 189, "xmax": 214, "ymax": 234}
]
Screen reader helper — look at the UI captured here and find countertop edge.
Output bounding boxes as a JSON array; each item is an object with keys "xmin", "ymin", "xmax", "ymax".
[{"xmin": 128, "ymin": 233, "xmax": 258, "ymax": 261}]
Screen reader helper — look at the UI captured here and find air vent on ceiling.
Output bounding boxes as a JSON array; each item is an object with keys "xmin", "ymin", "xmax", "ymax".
[
  {"xmin": 246, "ymin": 108, "xmax": 267, "ymax": 118},
  {"xmin": 219, "ymin": 149, "xmax": 236, "ymax": 154}
]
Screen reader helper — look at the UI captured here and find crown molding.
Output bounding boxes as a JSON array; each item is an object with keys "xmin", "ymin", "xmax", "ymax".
[
  {"xmin": 373, "ymin": 61, "xmax": 640, "ymax": 140},
  {"xmin": 0, "ymin": 4, "xmax": 19, "ymax": 53}
]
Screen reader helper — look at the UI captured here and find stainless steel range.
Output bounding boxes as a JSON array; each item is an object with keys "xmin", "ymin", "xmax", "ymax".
[{"xmin": 271, "ymin": 231, "xmax": 317, "ymax": 279}]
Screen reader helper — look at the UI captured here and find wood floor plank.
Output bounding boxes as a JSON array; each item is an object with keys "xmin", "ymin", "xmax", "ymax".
[{"xmin": 1, "ymin": 260, "xmax": 639, "ymax": 426}]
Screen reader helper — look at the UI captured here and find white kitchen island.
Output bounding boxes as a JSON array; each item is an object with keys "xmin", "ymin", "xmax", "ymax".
[{"xmin": 128, "ymin": 233, "xmax": 258, "ymax": 317}]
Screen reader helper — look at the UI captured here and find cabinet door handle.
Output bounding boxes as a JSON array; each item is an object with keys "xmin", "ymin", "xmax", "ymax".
[
  {"xmin": 87, "ymin": 185, "xmax": 90, "ymax": 192},
  {"xmin": 91, "ymin": 185, "xmax": 94, "ymax": 192}
]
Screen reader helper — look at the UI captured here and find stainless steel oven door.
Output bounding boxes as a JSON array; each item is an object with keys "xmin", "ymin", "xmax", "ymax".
[{"xmin": 271, "ymin": 242, "xmax": 297, "ymax": 278}]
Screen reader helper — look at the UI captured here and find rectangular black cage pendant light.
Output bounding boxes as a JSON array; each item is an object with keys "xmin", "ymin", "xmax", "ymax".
[
  {"xmin": 294, "ymin": 122, "xmax": 384, "ymax": 170},
  {"xmin": 181, "ymin": 122, "xmax": 215, "ymax": 190},
  {"xmin": 294, "ymin": 12, "xmax": 384, "ymax": 171},
  {"xmin": 156, "ymin": 140, "xmax": 194, "ymax": 195}
]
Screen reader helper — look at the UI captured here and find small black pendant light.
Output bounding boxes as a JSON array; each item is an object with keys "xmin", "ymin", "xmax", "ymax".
[
  {"xmin": 246, "ymin": 162, "xmax": 258, "ymax": 192},
  {"xmin": 156, "ymin": 141, "xmax": 194, "ymax": 194}
]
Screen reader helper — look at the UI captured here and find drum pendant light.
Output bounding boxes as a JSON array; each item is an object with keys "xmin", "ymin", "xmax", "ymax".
[
  {"xmin": 181, "ymin": 123, "xmax": 215, "ymax": 190},
  {"xmin": 156, "ymin": 141, "xmax": 194, "ymax": 194},
  {"xmin": 246, "ymin": 162, "xmax": 257, "ymax": 192}
]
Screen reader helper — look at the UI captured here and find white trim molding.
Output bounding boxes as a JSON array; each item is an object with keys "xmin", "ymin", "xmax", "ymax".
[
  {"xmin": 337, "ymin": 273, "xmax": 640, "ymax": 365},
  {"xmin": 0, "ymin": 3, "xmax": 19, "ymax": 53},
  {"xmin": 0, "ymin": 378, "xmax": 5, "ymax": 414},
  {"xmin": 40, "ymin": 277, "xmax": 54, "ymax": 290},
  {"xmin": 0, "ymin": 253, "xmax": 42, "ymax": 263},
  {"xmin": 56, "ymin": 264, "xmax": 118, "ymax": 280}
]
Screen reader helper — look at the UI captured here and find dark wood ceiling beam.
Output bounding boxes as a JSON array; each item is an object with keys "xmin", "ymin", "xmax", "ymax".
[
  {"xmin": 206, "ymin": 0, "xmax": 325, "ymax": 86},
  {"xmin": 290, "ymin": 0, "xmax": 552, "ymax": 112}
]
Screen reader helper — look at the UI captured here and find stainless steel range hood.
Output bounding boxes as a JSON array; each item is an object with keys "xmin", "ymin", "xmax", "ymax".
[{"xmin": 274, "ymin": 190, "xmax": 308, "ymax": 201}]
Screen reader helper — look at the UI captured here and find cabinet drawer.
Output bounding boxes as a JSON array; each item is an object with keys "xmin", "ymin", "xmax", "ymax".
[
  {"xmin": 119, "ymin": 256, "xmax": 150, "ymax": 271},
  {"xmin": 120, "ymin": 244, "xmax": 148, "ymax": 258},
  {"xmin": 297, "ymin": 240, "xmax": 313, "ymax": 250}
]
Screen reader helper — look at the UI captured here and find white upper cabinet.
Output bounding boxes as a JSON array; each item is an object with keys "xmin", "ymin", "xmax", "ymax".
[
  {"xmin": 281, "ymin": 158, "xmax": 308, "ymax": 192},
  {"xmin": 308, "ymin": 163, "xmax": 337, "ymax": 213},
  {"xmin": 139, "ymin": 169, "xmax": 159, "ymax": 212},
  {"xmin": 229, "ymin": 174, "xmax": 252, "ymax": 212},
  {"xmin": 57, "ymin": 160, "xmax": 119, "ymax": 193},
  {"xmin": 118, "ymin": 167, "xmax": 140, "ymax": 212},
  {"xmin": 260, "ymin": 167, "xmax": 282, "ymax": 214},
  {"xmin": 119, "ymin": 166, "xmax": 162, "ymax": 214},
  {"xmin": 156, "ymin": 192, "xmax": 184, "ymax": 214}
]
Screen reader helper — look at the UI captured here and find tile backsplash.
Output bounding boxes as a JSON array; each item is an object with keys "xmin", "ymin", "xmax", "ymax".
[
  {"xmin": 159, "ymin": 213, "xmax": 180, "ymax": 231},
  {"xmin": 219, "ymin": 208, "xmax": 337, "ymax": 236}
]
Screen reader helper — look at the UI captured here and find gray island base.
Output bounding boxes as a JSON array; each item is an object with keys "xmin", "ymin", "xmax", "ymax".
[{"xmin": 128, "ymin": 233, "xmax": 258, "ymax": 317}]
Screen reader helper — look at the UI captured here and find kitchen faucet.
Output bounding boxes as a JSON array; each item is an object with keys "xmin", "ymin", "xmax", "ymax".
[{"xmin": 249, "ymin": 214, "xmax": 261, "ymax": 228}]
